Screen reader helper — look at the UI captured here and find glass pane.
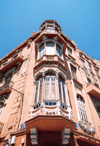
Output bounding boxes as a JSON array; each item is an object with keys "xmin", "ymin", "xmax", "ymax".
[
  {"xmin": 39, "ymin": 79, "xmax": 43, "ymax": 101},
  {"xmin": 35, "ymin": 82, "xmax": 38, "ymax": 103},
  {"xmin": 45, "ymin": 78, "xmax": 50, "ymax": 100},
  {"xmin": 56, "ymin": 45, "xmax": 61, "ymax": 57},
  {"xmin": 59, "ymin": 82, "xmax": 62, "ymax": 102},
  {"xmin": 39, "ymin": 44, "xmax": 44, "ymax": 58},
  {"xmin": 62, "ymin": 83, "xmax": 66, "ymax": 103},
  {"xmin": 51, "ymin": 78, "xmax": 56, "ymax": 99},
  {"xmin": 46, "ymin": 42, "xmax": 54, "ymax": 55}
]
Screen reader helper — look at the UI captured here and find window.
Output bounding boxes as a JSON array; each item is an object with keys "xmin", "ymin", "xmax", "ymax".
[
  {"xmin": 59, "ymin": 76, "xmax": 66, "ymax": 104},
  {"xmin": 5, "ymin": 73, "xmax": 12, "ymax": 83},
  {"xmin": 71, "ymin": 65, "xmax": 77, "ymax": 80},
  {"xmin": 39, "ymin": 44, "xmax": 44, "ymax": 58},
  {"xmin": 81, "ymin": 59, "xmax": 85, "ymax": 66},
  {"xmin": 46, "ymin": 42, "xmax": 54, "ymax": 55},
  {"xmin": 56, "ymin": 45, "xmax": 61, "ymax": 57},
  {"xmin": 87, "ymin": 78, "xmax": 91, "ymax": 84},
  {"xmin": 45, "ymin": 73, "xmax": 56, "ymax": 100},
  {"xmin": 67, "ymin": 47, "xmax": 72, "ymax": 55},
  {"xmin": 77, "ymin": 94, "xmax": 88, "ymax": 122},
  {"xmin": 34, "ymin": 76, "xmax": 43, "ymax": 103},
  {"xmin": 47, "ymin": 27, "xmax": 54, "ymax": 32}
]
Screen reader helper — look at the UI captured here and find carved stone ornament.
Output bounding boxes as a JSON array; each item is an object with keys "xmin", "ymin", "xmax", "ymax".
[
  {"xmin": 17, "ymin": 61, "xmax": 22, "ymax": 67},
  {"xmin": 78, "ymin": 121, "xmax": 95, "ymax": 135},
  {"xmin": 0, "ymin": 73, "xmax": 3, "ymax": 79}
]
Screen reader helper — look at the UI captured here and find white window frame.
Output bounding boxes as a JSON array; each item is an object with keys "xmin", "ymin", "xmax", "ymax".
[{"xmin": 44, "ymin": 75, "xmax": 57, "ymax": 100}]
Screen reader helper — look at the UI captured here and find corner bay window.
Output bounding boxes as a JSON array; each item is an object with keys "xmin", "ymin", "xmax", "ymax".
[
  {"xmin": 34, "ymin": 74, "xmax": 66, "ymax": 105},
  {"xmin": 38, "ymin": 42, "xmax": 62, "ymax": 59}
]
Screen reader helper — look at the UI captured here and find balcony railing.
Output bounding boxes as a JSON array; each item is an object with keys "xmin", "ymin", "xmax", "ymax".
[
  {"xmin": 29, "ymin": 102, "xmax": 73, "ymax": 121},
  {"xmin": 0, "ymin": 82, "xmax": 13, "ymax": 96},
  {"xmin": 0, "ymin": 53, "xmax": 23, "ymax": 73},
  {"xmin": 0, "ymin": 122, "xmax": 4, "ymax": 134}
]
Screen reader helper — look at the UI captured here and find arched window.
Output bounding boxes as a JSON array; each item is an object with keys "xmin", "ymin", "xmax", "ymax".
[
  {"xmin": 77, "ymin": 94, "xmax": 88, "ymax": 122},
  {"xmin": 45, "ymin": 73, "xmax": 56, "ymax": 100},
  {"xmin": 46, "ymin": 42, "xmax": 54, "ymax": 55},
  {"xmin": 56, "ymin": 45, "xmax": 61, "ymax": 57},
  {"xmin": 39, "ymin": 44, "xmax": 44, "ymax": 58},
  {"xmin": 58, "ymin": 76, "xmax": 66, "ymax": 104},
  {"xmin": 34, "ymin": 76, "xmax": 43, "ymax": 103}
]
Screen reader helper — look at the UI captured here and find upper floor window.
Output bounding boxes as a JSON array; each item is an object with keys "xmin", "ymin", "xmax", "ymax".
[
  {"xmin": 39, "ymin": 44, "xmax": 44, "ymax": 58},
  {"xmin": 46, "ymin": 42, "xmax": 54, "ymax": 55},
  {"xmin": 67, "ymin": 47, "xmax": 72, "ymax": 55},
  {"xmin": 37, "ymin": 40, "xmax": 63, "ymax": 60},
  {"xmin": 81, "ymin": 59, "xmax": 85, "ymax": 67},
  {"xmin": 71, "ymin": 65, "xmax": 77, "ymax": 80},
  {"xmin": 77, "ymin": 94, "xmax": 88, "ymax": 122},
  {"xmin": 56, "ymin": 45, "xmax": 61, "ymax": 57}
]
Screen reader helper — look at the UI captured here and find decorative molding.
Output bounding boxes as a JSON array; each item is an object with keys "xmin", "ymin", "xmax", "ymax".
[
  {"xmin": 4, "ymin": 67, "xmax": 16, "ymax": 77},
  {"xmin": 78, "ymin": 121, "xmax": 95, "ymax": 135}
]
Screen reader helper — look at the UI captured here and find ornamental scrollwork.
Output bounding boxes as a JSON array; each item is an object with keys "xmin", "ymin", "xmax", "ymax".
[{"xmin": 78, "ymin": 121, "xmax": 95, "ymax": 135}]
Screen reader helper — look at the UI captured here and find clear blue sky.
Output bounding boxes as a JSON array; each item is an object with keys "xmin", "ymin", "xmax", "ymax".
[{"xmin": 0, "ymin": 0, "xmax": 100, "ymax": 60}]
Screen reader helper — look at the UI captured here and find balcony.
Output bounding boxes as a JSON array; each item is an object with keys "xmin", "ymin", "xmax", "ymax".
[
  {"xmin": 26, "ymin": 102, "xmax": 75, "ymax": 134},
  {"xmin": 0, "ymin": 82, "xmax": 13, "ymax": 96},
  {"xmin": 35, "ymin": 55, "xmax": 66, "ymax": 72},
  {"xmin": 0, "ymin": 53, "xmax": 23, "ymax": 73},
  {"xmin": 29, "ymin": 101, "xmax": 73, "ymax": 120},
  {"xmin": 86, "ymin": 82, "xmax": 100, "ymax": 99}
]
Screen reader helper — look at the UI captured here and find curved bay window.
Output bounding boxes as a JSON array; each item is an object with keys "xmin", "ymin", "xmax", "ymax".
[
  {"xmin": 77, "ymin": 94, "xmax": 88, "ymax": 122},
  {"xmin": 45, "ymin": 73, "xmax": 56, "ymax": 100},
  {"xmin": 38, "ymin": 40, "xmax": 63, "ymax": 59},
  {"xmin": 34, "ymin": 73, "xmax": 67, "ymax": 107}
]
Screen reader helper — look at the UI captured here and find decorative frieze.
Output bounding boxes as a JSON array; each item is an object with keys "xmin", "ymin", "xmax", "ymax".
[
  {"xmin": 78, "ymin": 121, "xmax": 95, "ymax": 135},
  {"xmin": 29, "ymin": 102, "xmax": 73, "ymax": 120}
]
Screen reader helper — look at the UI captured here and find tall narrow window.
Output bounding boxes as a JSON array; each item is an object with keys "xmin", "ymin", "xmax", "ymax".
[
  {"xmin": 45, "ymin": 73, "xmax": 56, "ymax": 100},
  {"xmin": 58, "ymin": 76, "xmax": 66, "ymax": 104},
  {"xmin": 71, "ymin": 65, "xmax": 77, "ymax": 80},
  {"xmin": 35, "ymin": 76, "xmax": 43, "ymax": 103},
  {"xmin": 39, "ymin": 44, "xmax": 44, "ymax": 58},
  {"xmin": 77, "ymin": 94, "xmax": 88, "ymax": 122},
  {"xmin": 56, "ymin": 45, "xmax": 61, "ymax": 57},
  {"xmin": 46, "ymin": 42, "xmax": 54, "ymax": 55}
]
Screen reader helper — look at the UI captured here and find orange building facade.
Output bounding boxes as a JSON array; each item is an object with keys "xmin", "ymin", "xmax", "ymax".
[{"xmin": 0, "ymin": 20, "xmax": 100, "ymax": 146}]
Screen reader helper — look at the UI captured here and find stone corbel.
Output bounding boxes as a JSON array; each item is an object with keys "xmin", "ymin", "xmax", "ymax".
[
  {"xmin": 30, "ymin": 127, "xmax": 38, "ymax": 145},
  {"xmin": 62, "ymin": 128, "xmax": 70, "ymax": 144}
]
